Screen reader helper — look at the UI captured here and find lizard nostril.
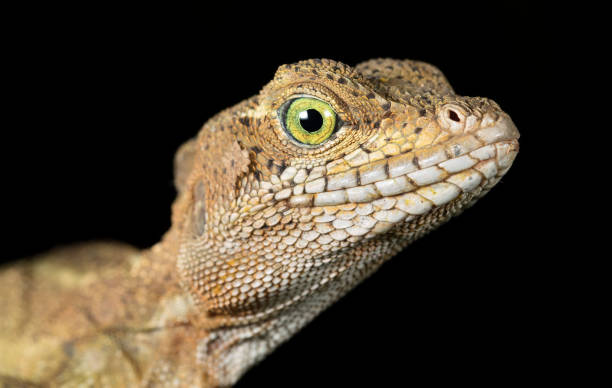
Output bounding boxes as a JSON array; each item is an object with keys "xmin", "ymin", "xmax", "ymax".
[
  {"xmin": 448, "ymin": 110, "xmax": 461, "ymax": 122},
  {"xmin": 438, "ymin": 104, "xmax": 467, "ymax": 134}
]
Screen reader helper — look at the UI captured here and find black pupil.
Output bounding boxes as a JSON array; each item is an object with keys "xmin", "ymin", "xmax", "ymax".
[{"xmin": 299, "ymin": 109, "xmax": 323, "ymax": 132}]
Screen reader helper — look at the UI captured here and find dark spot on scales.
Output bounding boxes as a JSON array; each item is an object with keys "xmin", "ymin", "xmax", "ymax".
[
  {"xmin": 414, "ymin": 127, "xmax": 422, "ymax": 134},
  {"xmin": 453, "ymin": 145, "xmax": 462, "ymax": 157},
  {"xmin": 278, "ymin": 160, "xmax": 287, "ymax": 170},
  {"xmin": 251, "ymin": 146, "xmax": 262, "ymax": 154},
  {"xmin": 337, "ymin": 77, "xmax": 346, "ymax": 84},
  {"xmin": 238, "ymin": 117, "xmax": 249, "ymax": 126},
  {"xmin": 381, "ymin": 102, "xmax": 391, "ymax": 111},
  {"xmin": 326, "ymin": 74, "xmax": 334, "ymax": 80},
  {"xmin": 267, "ymin": 159, "xmax": 274, "ymax": 169},
  {"xmin": 359, "ymin": 144, "xmax": 371, "ymax": 153},
  {"xmin": 366, "ymin": 92, "xmax": 375, "ymax": 99}
]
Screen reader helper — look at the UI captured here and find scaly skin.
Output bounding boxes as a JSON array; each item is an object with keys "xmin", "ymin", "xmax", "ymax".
[{"xmin": 0, "ymin": 58, "xmax": 519, "ymax": 387}]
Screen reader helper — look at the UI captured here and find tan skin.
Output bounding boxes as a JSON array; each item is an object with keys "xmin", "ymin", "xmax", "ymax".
[{"xmin": 0, "ymin": 58, "xmax": 519, "ymax": 387}]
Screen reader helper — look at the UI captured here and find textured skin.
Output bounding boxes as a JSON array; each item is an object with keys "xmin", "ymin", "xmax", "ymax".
[{"xmin": 0, "ymin": 58, "xmax": 519, "ymax": 387}]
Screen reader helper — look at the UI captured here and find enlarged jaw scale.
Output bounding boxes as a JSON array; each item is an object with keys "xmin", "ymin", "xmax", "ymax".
[{"xmin": 175, "ymin": 58, "xmax": 519, "ymax": 385}]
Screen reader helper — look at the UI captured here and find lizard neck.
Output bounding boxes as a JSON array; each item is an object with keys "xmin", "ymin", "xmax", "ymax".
[
  {"xmin": 172, "ymin": 191, "xmax": 481, "ymax": 386},
  {"xmin": 183, "ymin": 239, "xmax": 402, "ymax": 386}
]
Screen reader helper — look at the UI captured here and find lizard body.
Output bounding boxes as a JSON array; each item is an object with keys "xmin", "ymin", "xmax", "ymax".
[{"xmin": 0, "ymin": 58, "xmax": 519, "ymax": 387}]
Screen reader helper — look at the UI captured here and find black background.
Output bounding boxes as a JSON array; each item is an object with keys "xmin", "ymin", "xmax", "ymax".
[{"xmin": 1, "ymin": 5, "xmax": 592, "ymax": 387}]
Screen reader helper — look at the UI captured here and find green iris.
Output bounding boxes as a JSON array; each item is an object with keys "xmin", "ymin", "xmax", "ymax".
[{"xmin": 283, "ymin": 97, "xmax": 337, "ymax": 145}]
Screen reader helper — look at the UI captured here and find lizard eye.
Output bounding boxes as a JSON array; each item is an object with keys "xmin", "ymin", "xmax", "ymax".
[{"xmin": 280, "ymin": 97, "xmax": 337, "ymax": 145}]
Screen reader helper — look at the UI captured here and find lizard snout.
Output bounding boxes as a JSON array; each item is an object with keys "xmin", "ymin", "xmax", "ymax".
[{"xmin": 437, "ymin": 102, "xmax": 520, "ymax": 143}]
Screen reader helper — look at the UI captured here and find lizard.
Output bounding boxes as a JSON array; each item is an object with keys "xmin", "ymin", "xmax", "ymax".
[{"xmin": 0, "ymin": 58, "xmax": 519, "ymax": 387}]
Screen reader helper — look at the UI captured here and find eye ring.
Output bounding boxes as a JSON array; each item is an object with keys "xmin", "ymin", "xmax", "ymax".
[{"xmin": 279, "ymin": 97, "xmax": 338, "ymax": 146}]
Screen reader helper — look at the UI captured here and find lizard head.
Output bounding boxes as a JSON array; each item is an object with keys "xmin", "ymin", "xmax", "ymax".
[{"xmin": 171, "ymin": 58, "xmax": 518, "ymax": 383}]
